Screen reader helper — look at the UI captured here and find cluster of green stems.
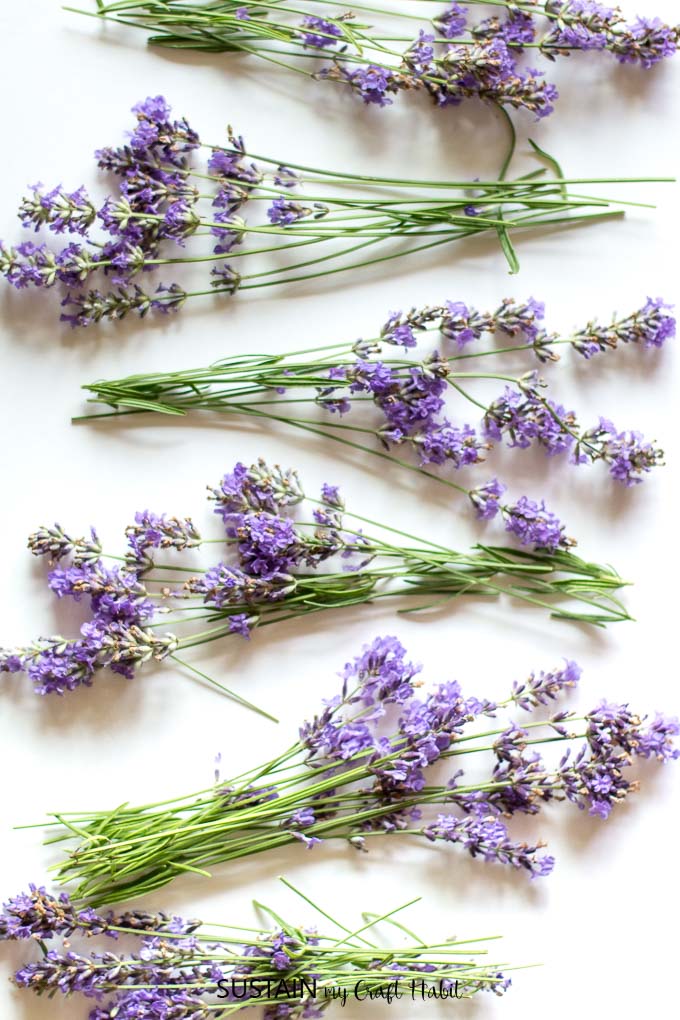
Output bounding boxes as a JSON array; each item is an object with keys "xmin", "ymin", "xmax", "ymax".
[
  {"xmin": 29, "ymin": 686, "xmax": 588, "ymax": 905},
  {"xmin": 140, "ymin": 141, "xmax": 664, "ymax": 293}
]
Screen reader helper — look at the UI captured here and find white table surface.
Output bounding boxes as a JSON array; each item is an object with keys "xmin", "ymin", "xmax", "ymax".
[{"xmin": 0, "ymin": 2, "xmax": 678, "ymax": 1017}]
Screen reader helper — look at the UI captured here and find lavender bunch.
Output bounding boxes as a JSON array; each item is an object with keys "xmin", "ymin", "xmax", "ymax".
[
  {"xmin": 71, "ymin": 2, "xmax": 679, "ymax": 118},
  {"xmin": 29, "ymin": 636, "xmax": 679, "ymax": 905},
  {"xmin": 0, "ymin": 882, "xmax": 512, "ymax": 1015},
  {"xmin": 82, "ymin": 295, "xmax": 672, "ymax": 492},
  {"xmin": 0, "ymin": 461, "xmax": 632, "ymax": 716},
  {"xmin": 0, "ymin": 96, "xmax": 670, "ymax": 328}
]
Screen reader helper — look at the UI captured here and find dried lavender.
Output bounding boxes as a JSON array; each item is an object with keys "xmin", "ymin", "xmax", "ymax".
[
  {"xmin": 31, "ymin": 637, "xmax": 678, "ymax": 904},
  {"xmin": 0, "ymin": 462, "xmax": 632, "ymax": 715},
  {"xmin": 0, "ymin": 97, "xmax": 671, "ymax": 327},
  {"xmin": 81, "ymin": 296, "xmax": 672, "ymax": 491},
  {"xmin": 0, "ymin": 881, "xmax": 512, "ymax": 1015},
  {"xmin": 70, "ymin": 3, "xmax": 679, "ymax": 117}
]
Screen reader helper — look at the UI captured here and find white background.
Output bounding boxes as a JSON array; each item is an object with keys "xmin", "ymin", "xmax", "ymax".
[{"xmin": 0, "ymin": 2, "xmax": 679, "ymax": 1018}]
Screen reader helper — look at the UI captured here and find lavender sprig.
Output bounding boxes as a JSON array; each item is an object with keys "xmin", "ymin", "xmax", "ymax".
[
  {"xmin": 1, "ymin": 461, "xmax": 632, "ymax": 715},
  {"xmin": 29, "ymin": 637, "xmax": 679, "ymax": 905},
  {"xmin": 69, "ymin": 2, "xmax": 679, "ymax": 117},
  {"xmin": 81, "ymin": 296, "xmax": 672, "ymax": 490},
  {"xmin": 0, "ymin": 881, "xmax": 512, "ymax": 1014},
  {"xmin": 0, "ymin": 96, "xmax": 671, "ymax": 326}
]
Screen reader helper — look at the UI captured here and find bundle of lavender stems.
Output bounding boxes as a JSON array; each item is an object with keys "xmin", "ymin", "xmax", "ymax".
[
  {"xmin": 81, "ymin": 295, "xmax": 673, "ymax": 498},
  {"xmin": 0, "ymin": 460, "xmax": 634, "ymax": 718},
  {"xmin": 0, "ymin": 96, "xmax": 671, "ymax": 328},
  {"xmin": 70, "ymin": 2, "xmax": 679, "ymax": 117},
  {"xmin": 0, "ymin": 881, "xmax": 513, "ymax": 1016},
  {"xmin": 23, "ymin": 635, "xmax": 679, "ymax": 905}
]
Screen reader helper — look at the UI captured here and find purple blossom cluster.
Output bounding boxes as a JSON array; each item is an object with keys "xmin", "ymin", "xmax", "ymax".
[
  {"xmin": 0, "ymin": 459, "xmax": 636, "ymax": 705},
  {"xmin": 377, "ymin": 295, "xmax": 675, "ymax": 362},
  {"xmin": 294, "ymin": 636, "xmax": 679, "ymax": 875},
  {"xmin": 571, "ymin": 297, "xmax": 676, "ymax": 356},
  {"xmin": 0, "ymin": 98, "xmax": 268, "ymax": 325},
  {"xmin": 189, "ymin": 460, "xmax": 368, "ymax": 621},
  {"xmin": 0, "ymin": 515, "xmax": 197, "ymax": 695},
  {"xmin": 542, "ymin": 4, "xmax": 678, "ymax": 68},
  {"xmin": 483, "ymin": 375, "xmax": 664, "ymax": 485},
  {"xmin": 0, "ymin": 884, "xmax": 196, "ymax": 943},
  {"xmin": 1, "ymin": 893, "xmax": 318, "ymax": 1016},
  {"xmin": 318, "ymin": 2, "xmax": 678, "ymax": 113},
  {"xmin": 318, "ymin": 348, "xmax": 489, "ymax": 472},
  {"xmin": 0, "ymin": 96, "xmax": 206, "ymax": 324},
  {"xmin": 298, "ymin": 14, "xmax": 343, "ymax": 49},
  {"xmin": 0, "ymin": 885, "xmax": 509, "ymax": 1016},
  {"xmin": 301, "ymin": 298, "xmax": 670, "ymax": 504}
]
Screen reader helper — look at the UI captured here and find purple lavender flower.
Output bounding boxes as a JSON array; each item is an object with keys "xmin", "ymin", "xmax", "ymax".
[
  {"xmin": 440, "ymin": 301, "xmax": 495, "ymax": 348},
  {"xmin": 267, "ymin": 197, "xmax": 314, "ymax": 226},
  {"xmin": 469, "ymin": 478, "xmax": 506, "ymax": 520},
  {"xmin": 559, "ymin": 742, "xmax": 631, "ymax": 820},
  {"xmin": 580, "ymin": 418, "xmax": 664, "ymax": 485},
  {"xmin": 635, "ymin": 297, "xmax": 676, "ymax": 347},
  {"xmin": 342, "ymin": 635, "xmax": 422, "ymax": 707},
  {"xmin": 21, "ymin": 637, "xmax": 100, "ymax": 696},
  {"xmin": 210, "ymin": 264, "xmax": 242, "ymax": 293},
  {"xmin": 635, "ymin": 714, "xmax": 680, "ymax": 762},
  {"xmin": 344, "ymin": 65, "xmax": 400, "ymax": 106},
  {"xmin": 28, "ymin": 524, "xmax": 101, "ymax": 564},
  {"xmin": 413, "ymin": 421, "xmax": 488, "ymax": 468},
  {"xmin": 210, "ymin": 460, "xmax": 304, "ymax": 522},
  {"xmin": 542, "ymin": 1, "xmax": 615, "ymax": 52},
  {"xmin": 511, "ymin": 661, "xmax": 582, "ymax": 710},
  {"xmin": 299, "ymin": 15, "xmax": 343, "ymax": 49},
  {"xmin": 474, "ymin": 11, "xmax": 537, "ymax": 48},
  {"xmin": 381, "ymin": 310, "xmax": 419, "ymax": 348},
  {"xmin": 228, "ymin": 613, "xmax": 254, "ymax": 639},
  {"xmin": 495, "ymin": 297, "xmax": 545, "ymax": 337},
  {"xmin": 321, "ymin": 483, "xmax": 343, "ymax": 509},
  {"xmin": 89, "ymin": 988, "xmax": 208, "ymax": 1019},
  {"xmin": 572, "ymin": 298, "xmax": 676, "ymax": 358},
  {"xmin": 483, "ymin": 383, "xmax": 576, "ymax": 457},
  {"xmin": 424, "ymin": 809, "xmax": 554, "ymax": 877},
  {"xmin": 284, "ymin": 806, "xmax": 316, "ymax": 829},
  {"xmin": 60, "ymin": 284, "xmax": 186, "ymax": 328},
  {"xmin": 0, "ymin": 650, "xmax": 23, "ymax": 674},
  {"xmin": 615, "ymin": 17, "xmax": 678, "ymax": 68},
  {"xmin": 301, "ymin": 712, "xmax": 375, "ymax": 763},
  {"xmin": 19, "ymin": 184, "xmax": 97, "ymax": 236},
  {"xmin": 504, "ymin": 496, "xmax": 572, "ymax": 551},
  {"xmin": 433, "ymin": 3, "xmax": 468, "ymax": 39},
  {"xmin": 126, "ymin": 511, "xmax": 200, "ymax": 565},
  {"xmin": 501, "ymin": 12, "xmax": 537, "ymax": 47},
  {"xmin": 189, "ymin": 563, "xmax": 292, "ymax": 608},
  {"xmin": 233, "ymin": 512, "xmax": 301, "ymax": 576},
  {"xmin": 405, "ymin": 31, "xmax": 436, "ymax": 75},
  {"xmin": 0, "ymin": 885, "xmax": 110, "ymax": 941},
  {"xmin": 587, "ymin": 700, "xmax": 647, "ymax": 755},
  {"xmin": 127, "ymin": 95, "xmax": 200, "ymax": 166},
  {"xmin": 47, "ymin": 562, "xmax": 155, "ymax": 624},
  {"xmin": 376, "ymin": 365, "xmax": 448, "ymax": 434}
]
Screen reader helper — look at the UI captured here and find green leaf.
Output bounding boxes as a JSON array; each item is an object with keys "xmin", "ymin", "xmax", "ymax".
[
  {"xmin": 528, "ymin": 139, "xmax": 568, "ymax": 200},
  {"xmin": 496, "ymin": 225, "xmax": 520, "ymax": 274}
]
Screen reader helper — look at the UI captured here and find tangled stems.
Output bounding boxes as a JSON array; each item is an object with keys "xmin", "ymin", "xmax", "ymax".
[
  {"xmin": 0, "ymin": 882, "xmax": 513, "ymax": 1017},
  {"xmin": 1, "ymin": 96, "xmax": 672, "ymax": 328},
  {"xmin": 27, "ymin": 636, "xmax": 679, "ymax": 905},
  {"xmin": 80, "ymin": 295, "xmax": 672, "ymax": 491},
  {"xmin": 71, "ymin": 2, "xmax": 680, "ymax": 118}
]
